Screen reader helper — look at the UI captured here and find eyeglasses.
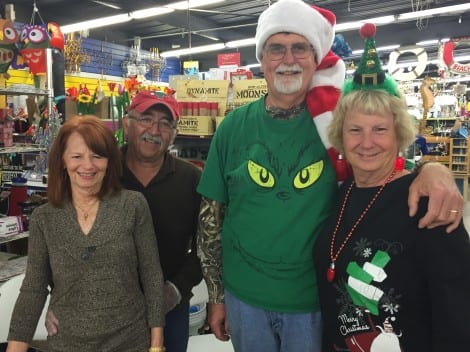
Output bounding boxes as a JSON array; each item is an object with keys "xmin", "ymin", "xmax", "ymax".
[
  {"xmin": 129, "ymin": 116, "xmax": 175, "ymax": 131},
  {"xmin": 263, "ymin": 43, "xmax": 315, "ymax": 61}
]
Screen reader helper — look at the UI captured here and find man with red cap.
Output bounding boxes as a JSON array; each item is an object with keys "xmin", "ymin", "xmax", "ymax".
[
  {"xmin": 123, "ymin": 91, "xmax": 203, "ymax": 352},
  {"xmin": 196, "ymin": 0, "xmax": 463, "ymax": 351}
]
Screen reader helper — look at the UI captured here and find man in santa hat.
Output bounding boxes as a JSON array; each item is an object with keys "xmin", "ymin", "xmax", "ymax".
[{"xmin": 196, "ymin": 0, "xmax": 462, "ymax": 351}]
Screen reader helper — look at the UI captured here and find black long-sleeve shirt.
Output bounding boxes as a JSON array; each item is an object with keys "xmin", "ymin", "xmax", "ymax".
[
  {"xmin": 121, "ymin": 146, "xmax": 203, "ymax": 303},
  {"xmin": 314, "ymin": 173, "xmax": 470, "ymax": 351}
]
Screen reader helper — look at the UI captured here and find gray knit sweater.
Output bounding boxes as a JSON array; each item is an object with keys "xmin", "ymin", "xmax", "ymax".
[{"xmin": 8, "ymin": 190, "xmax": 165, "ymax": 352}]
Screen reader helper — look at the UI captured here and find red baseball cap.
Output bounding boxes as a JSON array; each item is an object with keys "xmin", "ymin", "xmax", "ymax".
[{"xmin": 128, "ymin": 91, "xmax": 181, "ymax": 120}]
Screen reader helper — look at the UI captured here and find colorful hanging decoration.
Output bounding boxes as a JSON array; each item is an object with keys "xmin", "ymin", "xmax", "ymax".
[
  {"xmin": 19, "ymin": 23, "xmax": 49, "ymax": 76},
  {"xmin": 64, "ymin": 32, "xmax": 90, "ymax": 73},
  {"xmin": 16, "ymin": 2, "xmax": 51, "ymax": 88},
  {"xmin": 15, "ymin": 2, "xmax": 66, "ymax": 93},
  {"xmin": 146, "ymin": 47, "xmax": 165, "ymax": 81},
  {"xmin": 0, "ymin": 18, "xmax": 20, "ymax": 79},
  {"xmin": 47, "ymin": 22, "xmax": 64, "ymax": 52}
]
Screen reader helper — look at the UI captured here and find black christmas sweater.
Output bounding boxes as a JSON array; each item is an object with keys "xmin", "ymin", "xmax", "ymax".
[{"xmin": 313, "ymin": 173, "xmax": 470, "ymax": 351}]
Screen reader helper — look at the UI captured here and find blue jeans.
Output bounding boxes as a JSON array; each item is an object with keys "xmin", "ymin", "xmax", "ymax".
[
  {"xmin": 224, "ymin": 290, "xmax": 322, "ymax": 352},
  {"xmin": 164, "ymin": 302, "xmax": 189, "ymax": 352}
]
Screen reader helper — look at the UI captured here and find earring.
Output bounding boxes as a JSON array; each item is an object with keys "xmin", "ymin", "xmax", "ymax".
[
  {"xmin": 335, "ymin": 153, "xmax": 348, "ymax": 182},
  {"xmin": 395, "ymin": 152, "xmax": 405, "ymax": 171}
]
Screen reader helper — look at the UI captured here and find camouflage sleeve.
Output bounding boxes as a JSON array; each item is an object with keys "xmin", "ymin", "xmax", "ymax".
[{"xmin": 197, "ymin": 196, "xmax": 226, "ymax": 304}]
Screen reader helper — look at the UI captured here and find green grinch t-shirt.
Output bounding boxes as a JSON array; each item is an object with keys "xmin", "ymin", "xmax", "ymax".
[{"xmin": 198, "ymin": 98, "xmax": 337, "ymax": 313}]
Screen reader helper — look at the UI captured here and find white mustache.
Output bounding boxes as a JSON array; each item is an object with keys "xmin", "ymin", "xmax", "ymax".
[
  {"xmin": 275, "ymin": 64, "xmax": 303, "ymax": 73},
  {"xmin": 141, "ymin": 134, "xmax": 163, "ymax": 144}
]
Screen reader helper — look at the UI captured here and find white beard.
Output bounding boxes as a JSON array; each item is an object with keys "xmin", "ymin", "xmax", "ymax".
[{"xmin": 273, "ymin": 64, "xmax": 303, "ymax": 94}]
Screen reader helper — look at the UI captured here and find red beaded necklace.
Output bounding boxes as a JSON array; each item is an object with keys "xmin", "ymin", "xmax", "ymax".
[{"xmin": 327, "ymin": 169, "xmax": 396, "ymax": 283}]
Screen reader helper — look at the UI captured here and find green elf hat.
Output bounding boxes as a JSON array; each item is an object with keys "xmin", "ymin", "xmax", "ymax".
[{"xmin": 343, "ymin": 23, "xmax": 400, "ymax": 97}]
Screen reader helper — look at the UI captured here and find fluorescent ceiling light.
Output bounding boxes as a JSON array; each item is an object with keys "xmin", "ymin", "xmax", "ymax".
[
  {"xmin": 61, "ymin": 14, "xmax": 131, "ymax": 33},
  {"xmin": 169, "ymin": 0, "xmax": 226, "ymax": 10},
  {"xmin": 131, "ymin": 7, "xmax": 174, "ymax": 19},
  {"xmin": 398, "ymin": 3, "xmax": 470, "ymax": 21},
  {"xmin": 415, "ymin": 39, "xmax": 440, "ymax": 46},
  {"xmin": 61, "ymin": 0, "xmax": 224, "ymax": 33},
  {"xmin": 196, "ymin": 33, "xmax": 220, "ymax": 41},
  {"xmin": 335, "ymin": 15, "xmax": 395, "ymax": 32},
  {"xmin": 381, "ymin": 54, "xmax": 470, "ymax": 71},
  {"xmin": 160, "ymin": 43, "xmax": 225, "ymax": 57},
  {"xmin": 92, "ymin": 1, "xmax": 122, "ymax": 10},
  {"xmin": 352, "ymin": 44, "xmax": 400, "ymax": 55},
  {"xmin": 226, "ymin": 38, "xmax": 257, "ymax": 48}
]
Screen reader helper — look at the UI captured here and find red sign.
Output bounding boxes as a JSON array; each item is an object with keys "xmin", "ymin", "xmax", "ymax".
[{"xmin": 217, "ymin": 52, "xmax": 241, "ymax": 67}]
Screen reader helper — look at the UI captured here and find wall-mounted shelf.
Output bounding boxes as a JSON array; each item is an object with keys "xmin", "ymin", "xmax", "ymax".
[
  {"xmin": 0, "ymin": 144, "xmax": 47, "ymax": 155},
  {"xmin": 0, "ymin": 87, "xmax": 49, "ymax": 96},
  {"xmin": 449, "ymin": 138, "xmax": 469, "ymax": 174}
]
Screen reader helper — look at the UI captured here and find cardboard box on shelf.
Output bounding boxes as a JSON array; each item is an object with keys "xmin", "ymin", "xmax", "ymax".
[
  {"xmin": 178, "ymin": 116, "xmax": 214, "ymax": 136},
  {"xmin": 176, "ymin": 80, "xmax": 229, "ymax": 118},
  {"xmin": 232, "ymin": 79, "xmax": 267, "ymax": 106}
]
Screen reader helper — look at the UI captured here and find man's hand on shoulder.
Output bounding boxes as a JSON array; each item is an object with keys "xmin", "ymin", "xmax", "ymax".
[{"xmin": 408, "ymin": 162, "xmax": 464, "ymax": 233}]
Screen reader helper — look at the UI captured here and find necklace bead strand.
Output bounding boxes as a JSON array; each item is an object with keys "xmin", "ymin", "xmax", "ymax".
[{"xmin": 327, "ymin": 170, "xmax": 396, "ymax": 283}]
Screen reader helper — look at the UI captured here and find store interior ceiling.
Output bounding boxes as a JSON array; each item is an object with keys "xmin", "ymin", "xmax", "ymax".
[{"xmin": 10, "ymin": 0, "xmax": 470, "ymax": 78}]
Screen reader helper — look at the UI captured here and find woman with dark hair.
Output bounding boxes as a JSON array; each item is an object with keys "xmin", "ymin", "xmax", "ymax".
[{"xmin": 7, "ymin": 115, "xmax": 166, "ymax": 352}]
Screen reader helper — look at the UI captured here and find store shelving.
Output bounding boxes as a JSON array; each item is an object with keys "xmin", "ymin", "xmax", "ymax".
[
  {"xmin": 449, "ymin": 138, "xmax": 469, "ymax": 174},
  {"xmin": 421, "ymin": 136, "xmax": 451, "ymax": 167},
  {"xmin": 0, "ymin": 231, "xmax": 29, "ymax": 246},
  {"xmin": 0, "ymin": 143, "xmax": 47, "ymax": 155}
]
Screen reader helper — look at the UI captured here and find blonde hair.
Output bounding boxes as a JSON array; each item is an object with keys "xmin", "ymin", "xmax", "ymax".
[{"xmin": 328, "ymin": 89, "xmax": 417, "ymax": 155}]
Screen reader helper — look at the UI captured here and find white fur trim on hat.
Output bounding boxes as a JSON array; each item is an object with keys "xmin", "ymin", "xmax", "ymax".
[
  {"xmin": 312, "ymin": 111, "xmax": 332, "ymax": 150},
  {"xmin": 255, "ymin": 0, "xmax": 335, "ymax": 63},
  {"xmin": 311, "ymin": 59, "xmax": 346, "ymax": 89}
]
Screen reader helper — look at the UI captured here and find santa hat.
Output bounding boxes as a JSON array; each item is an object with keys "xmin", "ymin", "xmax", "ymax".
[
  {"xmin": 256, "ymin": 0, "xmax": 349, "ymax": 181},
  {"xmin": 255, "ymin": 0, "xmax": 336, "ymax": 63},
  {"xmin": 307, "ymin": 52, "xmax": 350, "ymax": 181}
]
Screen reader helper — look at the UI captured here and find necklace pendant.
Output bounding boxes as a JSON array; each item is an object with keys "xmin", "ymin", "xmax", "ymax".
[{"xmin": 326, "ymin": 262, "xmax": 336, "ymax": 283}]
